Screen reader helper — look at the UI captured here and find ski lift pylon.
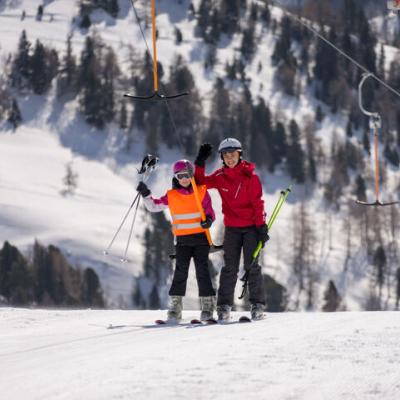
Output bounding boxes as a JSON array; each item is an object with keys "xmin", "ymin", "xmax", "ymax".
[
  {"xmin": 124, "ymin": 0, "xmax": 188, "ymax": 101},
  {"xmin": 355, "ymin": 73, "xmax": 399, "ymax": 207}
]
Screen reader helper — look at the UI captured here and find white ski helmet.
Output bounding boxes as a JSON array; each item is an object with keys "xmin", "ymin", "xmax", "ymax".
[{"xmin": 218, "ymin": 138, "xmax": 242, "ymax": 153}]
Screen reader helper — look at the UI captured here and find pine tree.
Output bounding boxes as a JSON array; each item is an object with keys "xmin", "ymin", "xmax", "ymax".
[
  {"xmin": 0, "ymin": 242, "xmax": 33, "ymax": 305},
  {"xmin": 273, "ymin": 121, "xmax": 287, "ymax": 165},
  {"xmin": 396, "ymin": 267, "xmax": 400, "ymax": 310},
  {"xmin": 30, "ymin": 40, "xmax": 49, "ymax": 94},
  {"xmin": 322, "ymin": 280, "xmax": 341, "ymax": 311},
  {"xmin": 354, "ymin": 174, "xmax": 367, "ymax": 203},
  {"xmin": 250, "ymin": 98, "xmax": 274, "ymax": 171},
  {"xmin": 287, "ymin": 120, "xmax": 305, "ymax": 183},
  {"xmin": 205, "ymin": 78, "xmax": 231, "ymax": 148},
  {"xmin": 57, "ymin": 34, "xmax": 77, "ymax": 95},
  {"xmin": 61, "ymin": 162, "xmax": 78, "ymax": 196},
  {"xmin": 10, "ymin": 30, "xmax": 31, "ymax": 90},
  {"xmin": 315, "ymin": 105, "xmax": 324, "ymax": 123},
  {"xmin": 218, "ymin": 0, "xmax": 241, "ymax": 35},
  {"xmin": 196, "ymin": 0, "xmax": 212, "ymax": 39},
  {"xmin": 80, "ymin": 14, "xmax": 91, "ymax": 29},
  {"xmin": 174, "ymin": 26, "xmax": 183, "ymax": 45},
  {"xmin": 272, "ymin": 16, "xmax": 292, "ymax": 65},
  {"xmin": 163, "ymin": 56, "xmax": 202, "ymax": 155},
  {"xmin": 240, "ymin": 19, "xmax": 256, "ymax": 61},
  {"xmin": 346, "ymin": 119, "xmax": 353, "ymax": 138},
  {"xmin": 36, "ymin": 5, "xmax": 44, "ymax": 21},
  {"xmin": 82, "ymin": 268, "xmax": 104, "ymax": 307},
  {"xmin": 78, "ymin": 36, "xmax": 106, "ymax": 128},
  {"xmin": 119, "ymin": 100, "xmax": 128, "ymax": 130},
  {"xmin": 7, "ymin": 98, "xmax": 22, "ymax": 131},
  {"xmin": 108, "ymin": 0, "xmax": 119, "ymax": 18},
  {"xmin": 373, "ymin": 246, "xmax": 386, "ymax": 302}
]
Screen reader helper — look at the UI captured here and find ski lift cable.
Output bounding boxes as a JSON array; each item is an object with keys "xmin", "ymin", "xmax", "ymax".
[
  {"xmin": 129, "ymin": 0, "xmax": 186, "ymax": 155},
  {"xmin": 273, "ymin": 0, "xmax": 400, "ymax": 101}
]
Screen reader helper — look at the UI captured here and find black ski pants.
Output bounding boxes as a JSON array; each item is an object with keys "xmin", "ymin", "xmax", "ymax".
[
  {"xmin": 217, "ymin": 226, "xmax": 265, "ymax": 307},
  {"xmin": 169, "ymin": 236, "xmax": 216, "ymax": 297}
]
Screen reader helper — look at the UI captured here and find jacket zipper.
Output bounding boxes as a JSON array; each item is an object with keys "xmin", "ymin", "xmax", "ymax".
[{"xmin": 234, "ymin": 183, "xmax": 242, "ymax": 199}]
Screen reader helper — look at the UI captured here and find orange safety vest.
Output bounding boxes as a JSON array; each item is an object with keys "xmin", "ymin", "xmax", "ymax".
[{"xmin": 167, "ymin": 185, "xmax": 207, "ymax": 236}]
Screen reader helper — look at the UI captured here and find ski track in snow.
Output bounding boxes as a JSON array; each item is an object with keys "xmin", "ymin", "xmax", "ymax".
[{"xmin": 1, "ymin": 308, "xmax": 399, "ymax": 400}]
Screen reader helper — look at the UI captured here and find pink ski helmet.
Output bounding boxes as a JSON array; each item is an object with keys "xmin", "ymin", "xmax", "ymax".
[{"xmin": 173, "ymin": 159, "xmax": 194, "ymax": 176}]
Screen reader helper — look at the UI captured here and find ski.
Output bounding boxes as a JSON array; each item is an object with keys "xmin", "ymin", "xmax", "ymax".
[
  {"xmin": 238, "ymin": 315, "xmax": 265, "ymax": 323},
  {"xmin": 190, "ymin": 318, "xmax": 218, "ymax": 325},
  {"xmin": 154, "ymin": 319, "xmax": 181, "ymax": 325}
]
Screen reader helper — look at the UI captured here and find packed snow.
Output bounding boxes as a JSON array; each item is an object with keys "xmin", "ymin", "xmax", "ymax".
[{"xmin": 0, "ymin": 308, "xmax": 399, "ymax": 400}]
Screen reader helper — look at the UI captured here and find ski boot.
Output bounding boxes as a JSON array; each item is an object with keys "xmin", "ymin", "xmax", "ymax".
[
  {"xmin": 250, "ymin": 303, "xmax": 265, "ymax": 321},
  {"xmin": 217, "ymin": 304, "xmax": 231, "ymax": 322},
  {"xmin": 167, "ymin": 295, "xmax": 183, "ymax": 322},
  {"xmin": 200, "ymin": 296, "xmax": 216, "ymax": 321}
]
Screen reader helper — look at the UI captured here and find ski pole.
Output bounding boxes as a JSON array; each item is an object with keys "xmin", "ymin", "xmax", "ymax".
[
  {"xmin": 103, "ymin": 192, "xmax": 140, "ymax": 256},
  {"xmin": 251, "ymin": 185, "xmax": 292, "ymax": 261},
  {"xmin": 121, "ymin": 194, "xmax": 141, "ymax": 262},
  {"xmin": 104, "ymin": 154, "xmax": 159, "ymax": 258},
  {"xmin": 238, "ymin": 185, "xmax": 291, "ymax": 299}
]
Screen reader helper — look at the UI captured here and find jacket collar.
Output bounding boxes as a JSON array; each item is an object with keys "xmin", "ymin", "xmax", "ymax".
[{"xmin": 223, "ymin": 160, "xmax": 255, "ymax": 178}]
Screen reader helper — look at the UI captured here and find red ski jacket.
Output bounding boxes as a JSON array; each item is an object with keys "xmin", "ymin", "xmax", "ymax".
[{"xmin": 194, "ymin": 160, "xmax": 266, "ymax": 228}]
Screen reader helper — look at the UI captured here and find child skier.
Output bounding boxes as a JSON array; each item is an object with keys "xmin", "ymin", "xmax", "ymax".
[
  {"xmin": 136, "ymin": 159, "xmax": 216, "ymax": 322},
  {"xmin": 194, "ymin": 138, "xmax": 269, "ymax": 321}
]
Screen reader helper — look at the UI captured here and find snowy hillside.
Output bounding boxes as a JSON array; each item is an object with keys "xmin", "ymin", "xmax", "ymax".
[
  {"xmin": 1, "ymin": 307, "xmax": 399, "ymax": 400},
  {"xmin": 0, "ymin": 0, "xmax": 399, "ymax": 311}
]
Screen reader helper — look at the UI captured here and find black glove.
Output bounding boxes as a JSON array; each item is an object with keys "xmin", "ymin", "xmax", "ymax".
[
  {"xmin": 136, "ymin": 181, "xmax": 151, "ymax": 197},
  {"xmin": 195, "ymin": 143, "xmax": 213, "ymax": 166},
  {"xmin": 256, "ymin": 225, "xmax": 269, "ymax": 247},
  {"xmin": 200, "ymin": 215, "xmax": 213, "ymax": 229}
]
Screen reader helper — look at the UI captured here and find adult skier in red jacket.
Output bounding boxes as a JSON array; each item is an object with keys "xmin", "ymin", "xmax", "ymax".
[{"xmin": 194, "ymin": 138, "xmax": 269, "ymax": 321}]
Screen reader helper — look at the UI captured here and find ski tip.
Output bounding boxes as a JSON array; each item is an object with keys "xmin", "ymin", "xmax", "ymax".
[
  {"xmin": 238, "ymin": 316, "xmax": 252, "ymax": 323},
  {"xmin": 190, "ymin": 319, "xmax": 202, "ymax": 325},
  {"xmin": 155, "ymin": 319, "xmax": 167, "ymax": 325}
]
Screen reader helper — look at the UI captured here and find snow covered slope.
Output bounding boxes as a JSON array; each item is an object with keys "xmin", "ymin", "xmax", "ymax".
[{"xmin": 1, "ymin": 308, "xmax": 399, "ymax": 400}]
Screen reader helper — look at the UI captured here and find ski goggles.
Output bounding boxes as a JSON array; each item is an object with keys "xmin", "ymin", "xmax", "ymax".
[{"xmin": 175, "ymin": 172, "xmax": 192, "ymax": 180}]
